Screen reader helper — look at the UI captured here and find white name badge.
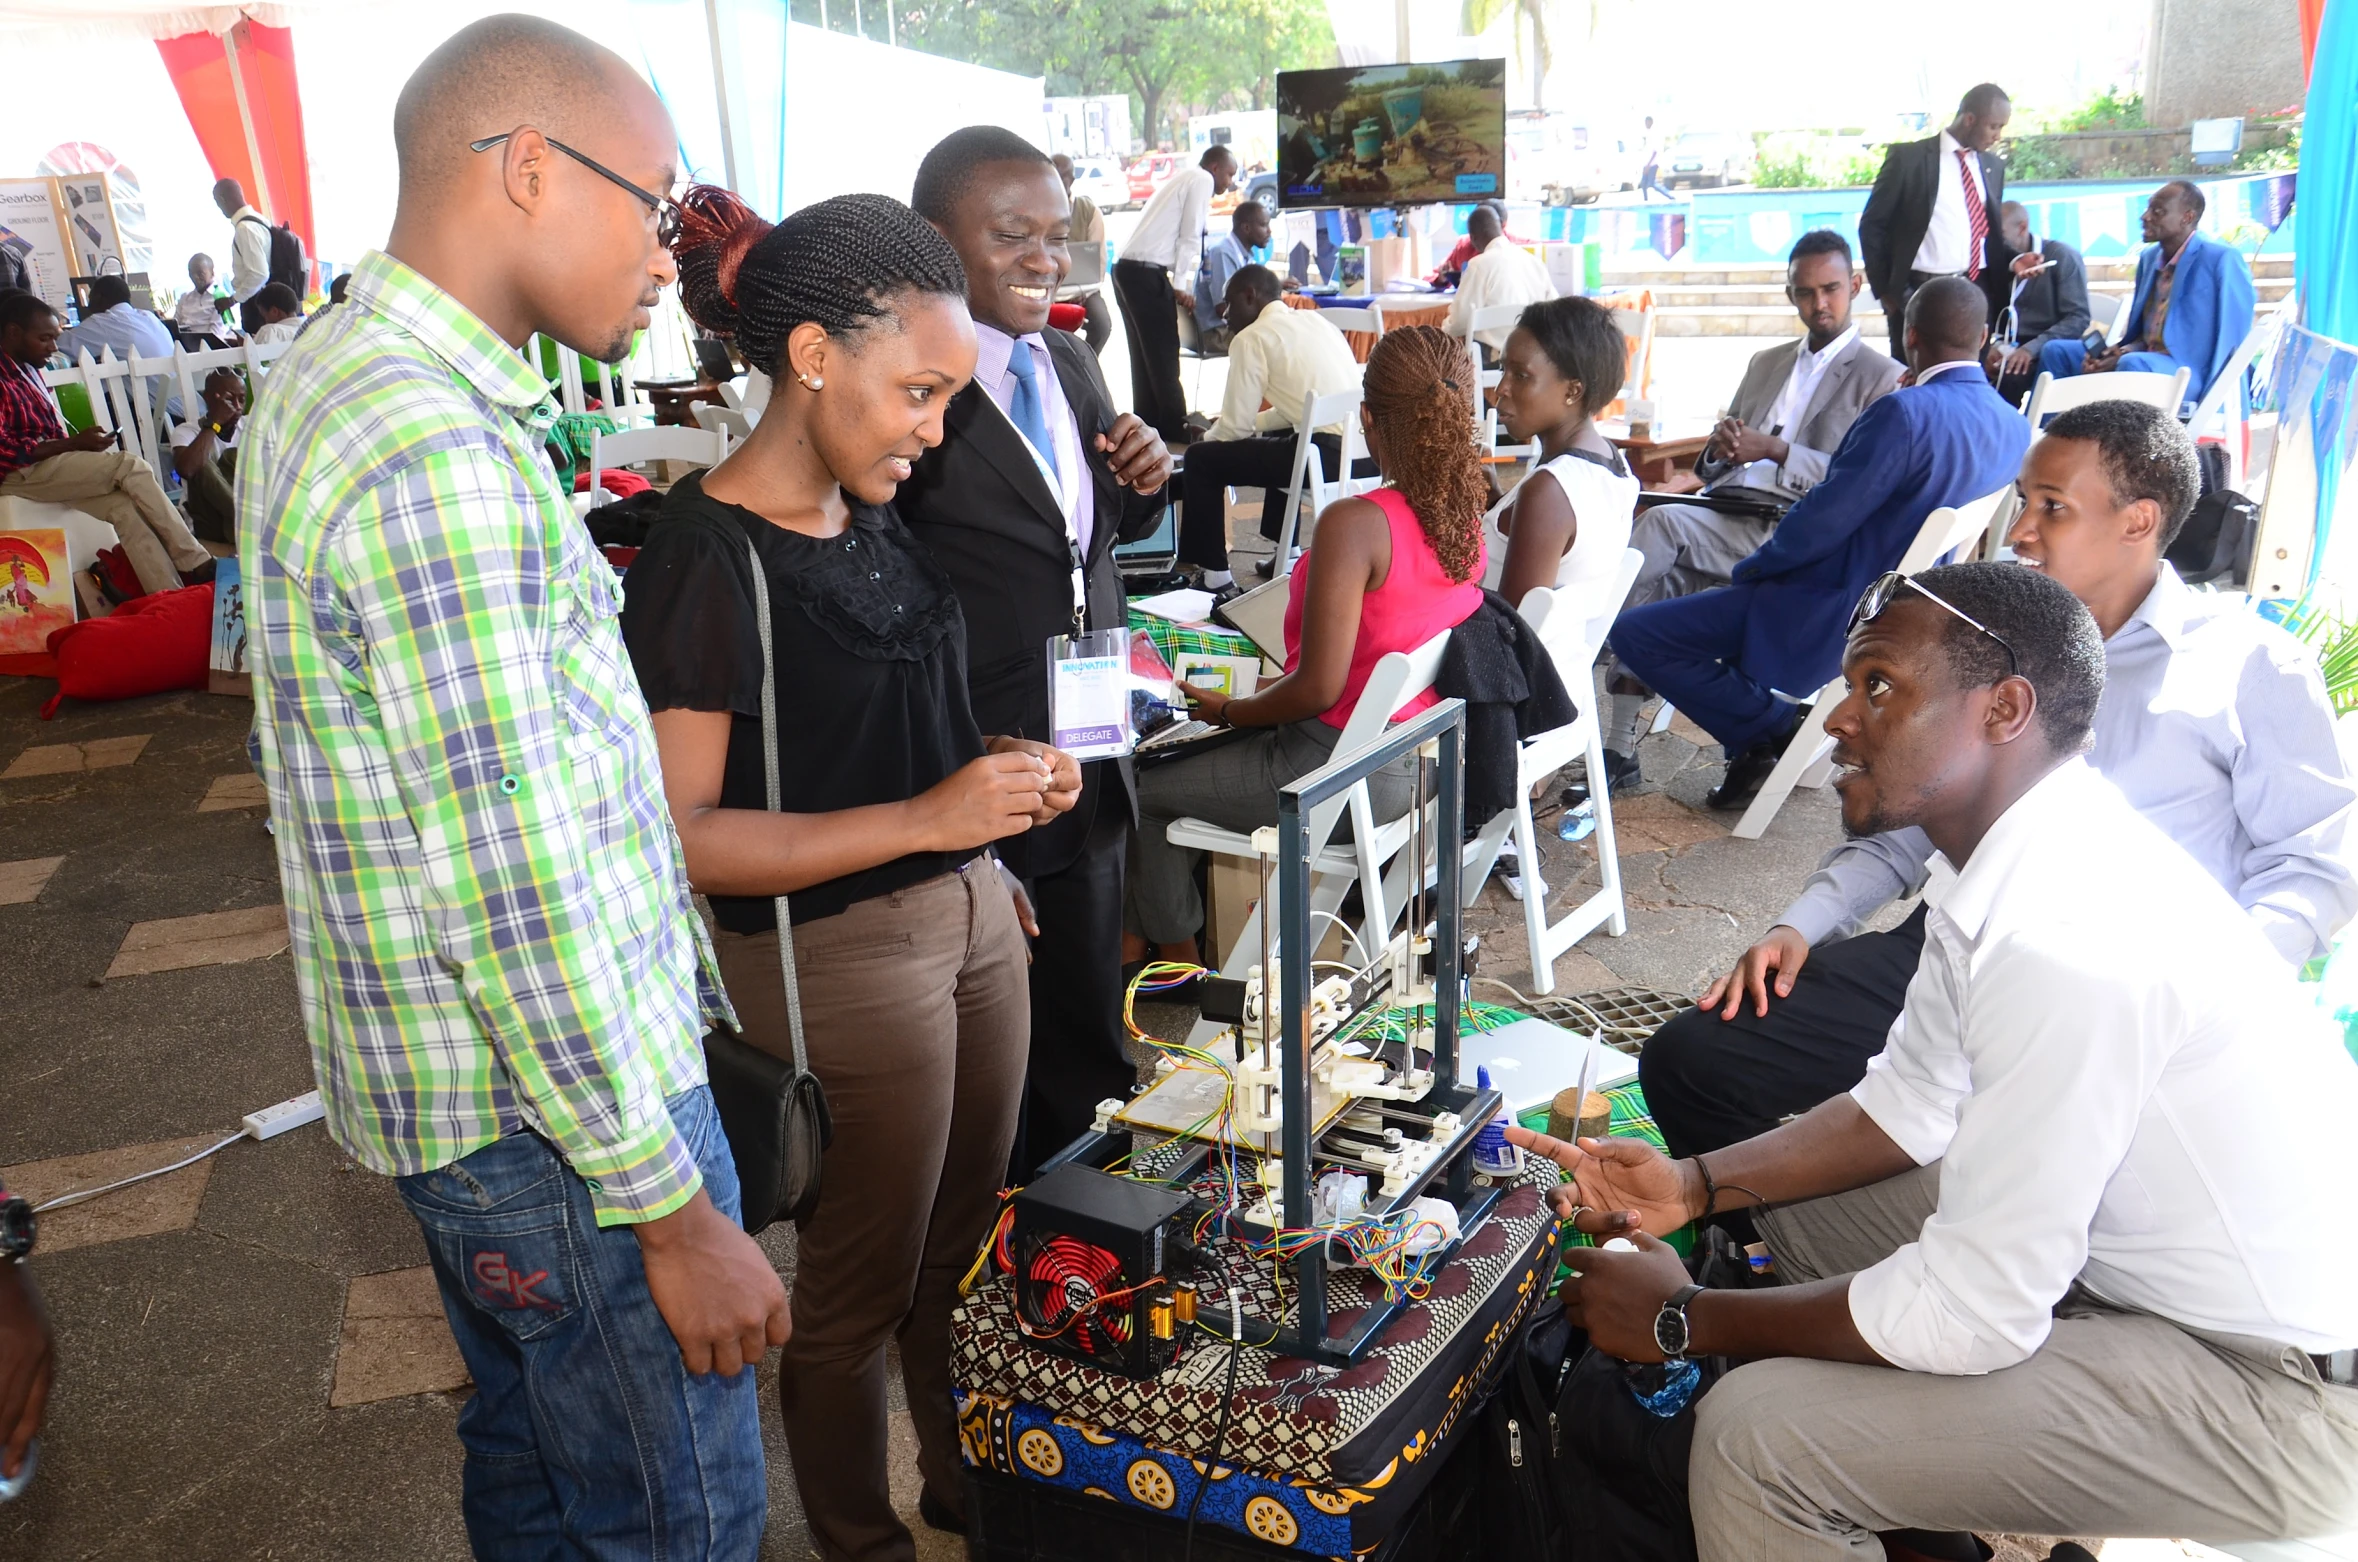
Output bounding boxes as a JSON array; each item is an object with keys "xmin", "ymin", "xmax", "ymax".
[{"xmin": 1048, "ymin": 629, "xmax": 1132, "ymax": 759}]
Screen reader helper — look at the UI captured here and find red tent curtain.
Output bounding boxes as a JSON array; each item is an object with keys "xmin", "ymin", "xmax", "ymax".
[
  {"xmin": 2305, "ymin": 0, "xmax": 2329, "ymax": 81},
  {"xmin": 155, "ymin": 19, "xmax": 316, "ymax": 282}
]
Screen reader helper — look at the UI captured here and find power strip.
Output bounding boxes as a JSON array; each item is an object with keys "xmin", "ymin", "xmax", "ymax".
[{"xmin": 242, "ymin": 1089, "xmax": 324, "ymax": 1140}]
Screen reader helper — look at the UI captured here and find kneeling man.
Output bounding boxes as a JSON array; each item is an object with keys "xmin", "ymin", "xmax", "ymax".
[{"xmin": 1514, "ymin": 561, "xmax": 2358, "ymax": 1556}]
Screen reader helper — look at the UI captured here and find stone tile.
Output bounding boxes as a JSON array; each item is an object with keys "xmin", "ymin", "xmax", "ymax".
[
  {"xmin": 887, "ymin": 1408, "xmax": 963, "ymax": 1562},
  {"xmin": 0, "ymin": 854, "xmax": 65, "ymax": 905},
  {"xmin": 332, "ymin": 1267, "xmax": 473, "ymax": 1408},
  {"xmin": 1610, "ymin": 791, "xmax": 1730, "ymax": 855},
  {"xmin": 196, "ymin": 771, "xmax": 268, "ymax": 812},
  {"xmin": 1666, "ymin": 708, "xmax": 1713, "ymax": 747},
  {"xmin": 0, "ymin": 1133, "xmax": 225, "ymax": 1256},
  {"xmin": 1, "ymin": 733, "xmax": 150, "ymax": 778},
  {"xmin": 104, "ymin": 903, "xmax": 289, "ymax": 979}
]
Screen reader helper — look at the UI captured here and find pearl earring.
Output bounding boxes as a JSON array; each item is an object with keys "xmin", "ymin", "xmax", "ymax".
[{"xmin": 798, "ymin": 372, "xmax": 824, "ymax": 390}]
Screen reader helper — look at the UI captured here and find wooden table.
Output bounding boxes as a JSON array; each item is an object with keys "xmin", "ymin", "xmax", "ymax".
[
  {"xmin": 1598, "ymin": 420, "xmax": 1712, "ymax": 486},
  {"xmin": 635, "ymin": 378, "xmax": 727, "ymax": 428}
]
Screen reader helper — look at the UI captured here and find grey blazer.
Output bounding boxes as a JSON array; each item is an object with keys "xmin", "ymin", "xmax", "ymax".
[{"xmin": 1697, "ymin": 334, "xmax": 1904, "ymax": 498}]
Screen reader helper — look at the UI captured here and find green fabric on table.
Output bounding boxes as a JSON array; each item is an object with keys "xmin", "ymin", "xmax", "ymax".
[{"xmin": 1128, "ymin": 606, "xmax": 1259, "ymax": 671}]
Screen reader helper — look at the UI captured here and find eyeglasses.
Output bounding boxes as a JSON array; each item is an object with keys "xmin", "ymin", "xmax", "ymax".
[
  {"xmin": 469, "ymin": 132, "xmax": 681, "ymax": 248},
  {"xmin": 1848, "ymin": 571, "xmax": 2019, "ymax": 677}
]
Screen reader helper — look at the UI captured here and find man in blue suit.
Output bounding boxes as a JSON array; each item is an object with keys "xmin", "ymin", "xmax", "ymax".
[
  {"xmin": 2036, "ymin": 181, "xmax": 2256, "ymax": 404},
  {"xmin": 1611, "ymin": 277, "xmax": 2030, "ymax": 809}
]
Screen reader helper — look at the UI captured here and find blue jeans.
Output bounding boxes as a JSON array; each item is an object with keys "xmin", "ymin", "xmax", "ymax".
[{"xmin": 396, "ymin": 1085, "xmax": 766, "ymax": 1561}]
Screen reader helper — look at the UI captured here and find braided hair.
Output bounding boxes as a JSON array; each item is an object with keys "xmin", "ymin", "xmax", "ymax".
[
  {"xmin": 1361, "ymin": 325, "xmax": 1487, "ymax": 584},
  {"xmin": 669, "ymin": 187, "xmax": 966, "ymax": 378}
]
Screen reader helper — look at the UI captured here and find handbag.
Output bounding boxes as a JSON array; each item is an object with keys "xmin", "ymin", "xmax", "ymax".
[{"xmin": 700, "ymin": 535, "xmax": 833, "ymax": 1235}]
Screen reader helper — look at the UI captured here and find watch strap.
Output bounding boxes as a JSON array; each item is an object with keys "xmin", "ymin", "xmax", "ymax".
[{"xmin": 1656, "ymin": 1282, "xmax": 1705, "ymax": 1360}]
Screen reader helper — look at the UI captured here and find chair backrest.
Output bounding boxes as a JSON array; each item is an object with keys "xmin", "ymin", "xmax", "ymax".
[
  {"xmin": 1899, "ymin": 486, "xmax": 2012, "ymax": 574},
  {"xmin": 1322, "ymin": 306, "xmax": 1379, "ymax": 335},
  {"xmin": 1469, "ymin": 303, "xmax": 1525, "ymax": 340},
  {"xmin": 1519, "ymin": 546, "xmax": 1643, "ymax": 692},
  {"xmin": 716, "ymin": 379, "xmax": 746, "ymax": 411},
  {"xmin": 2021, "ymin": 366, "xmax": 2191, "ymax": 430},
  {"xmin": 2087, "ymin": 289, "xmax": 2125, "ymax": 342},
  {"xmin": 2187, "ymin": 293, "xmax": 2291, "ymax": 491},
  {"xmin": 587, "ymin": 425, "xmax": 728, "ymax": 502},
  {"xmin": 692, "ymin": 403, "xmax": 752, "ymax": 442},
  {"xmin": 1276, "ymin": 384, "xmax": 1368, "ymax": 566},
  {"xmin": 1598, "ymin": 289, "xmax": 1656, "ymax": 413},
  {"xmin": 1306, "ymin": 628, "xmax": 1450, "ymax": 846}
]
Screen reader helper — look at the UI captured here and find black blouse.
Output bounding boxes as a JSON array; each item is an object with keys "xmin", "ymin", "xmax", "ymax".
[{"xmin": 619, "ymin": 473, "xmax": 986, "ymax": 930}]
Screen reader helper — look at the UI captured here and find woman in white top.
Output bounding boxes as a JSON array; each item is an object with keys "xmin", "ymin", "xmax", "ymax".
[{"xmin": 1483, "ymin": 296, "xmax": 1638, "ymax": 608}]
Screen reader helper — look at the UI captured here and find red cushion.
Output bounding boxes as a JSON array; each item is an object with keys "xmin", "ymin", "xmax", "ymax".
[
  {"xmin": 1048, "ymin": 302, "xmax": 1087, "ymax": 333},
  {"xmin": 574, "ymin": 467, "xmax": 653, "ymax": 498},
  {"xmin": 41, "ymin": 584, "xmax": 214, "ymax": 717},
  {"xmin": 95, "ymin": 544, "xmax": 143, "ymax": 602}
]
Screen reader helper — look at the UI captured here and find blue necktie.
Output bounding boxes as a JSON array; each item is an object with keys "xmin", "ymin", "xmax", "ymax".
[{"xmin": 1005, "ymin": 339, "xmax": 1062, "ymax": 483}]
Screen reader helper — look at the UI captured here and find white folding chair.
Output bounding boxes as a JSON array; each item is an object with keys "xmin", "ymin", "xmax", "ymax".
[
  {"xmin": 1729, "ymin": 487, "xmax": 2012, "ymax": 841},
  {"xmin": 1169, "ymin": 630, "xmax": 1452, "ymax": 1043},
  {"xmin": 2086, "ymin": 289, "xmax": 2125, "ymax": 345},
  {"xmin": 2021, "ymin": 365, "xmax": 2192, "ymax": 430},
  {"xmin": 583, "ymin": 424, "xmax": 728, "ymax": 507},
  {"xmin": 2218, "ymin": 1536, "xmax": 2358, "ymax": 1561},
  {"xmin": 2185, "ymin": 293, "xmax": 2292, "ymax": 493},
  {"xmin": 1271, "ymin": 385, "xmax": 1373, "ymax": 571},
  {"xmin": 691, "ymin": 403, "xmax": 752, "ymax": 443},
  {"xmin": 1321, "ymin": 306, "xmax": 1380, "ymax": 336},
  {"xmin": 1460, "ymin": 547, "xmax": 1644, "ymax": 991}
]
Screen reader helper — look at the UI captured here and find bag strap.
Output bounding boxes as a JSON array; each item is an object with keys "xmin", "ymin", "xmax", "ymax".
[{"xmin": 743, "ymin": 536, "xmax": 813, "ymax": 1081}]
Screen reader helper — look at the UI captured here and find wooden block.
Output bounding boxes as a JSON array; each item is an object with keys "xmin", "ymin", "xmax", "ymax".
[{"xmin": 1546, "ymin": 1088, "xmax": 1613, "ymax": 1143}]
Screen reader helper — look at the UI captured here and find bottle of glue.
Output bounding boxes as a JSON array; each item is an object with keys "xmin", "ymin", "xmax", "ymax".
[{"xmin": 1470, "ymin": 1065, "xmax": 1523, "ymax": 1177}]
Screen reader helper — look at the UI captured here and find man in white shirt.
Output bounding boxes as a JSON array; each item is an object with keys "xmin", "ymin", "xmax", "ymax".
[
  {"xmin": 1175, "ymin": 265, "xmax": 1360, "ymax": 588},
  {"xmin": 1640, "ymin": 401, "xmax": 2357, "ymax": 1158},
  {"xmin": 1114, "ymin": 143, "xmax": 1235, "ymax": 440},
  {"xmin": 1859, "ymin": 85, "xmax": 2010, "ymax": 361},
  {"xmin": 213, "ymin": 177, "xmax": 272, "ymax": 333},
  {"xmin": 1051, "ymin": 154, "xmax": 1111, "ymax": 354},
  {"xmin": 1515, "ymin": 560, "xmax": 2358, "ymax": 1558},
  {"xmin": 1444, "ymin": 204, "xmax": 1554, "ymax": 358},
  {"xmin": 173, "ymin": 253, "xmax": 231, "ymax": 338}
]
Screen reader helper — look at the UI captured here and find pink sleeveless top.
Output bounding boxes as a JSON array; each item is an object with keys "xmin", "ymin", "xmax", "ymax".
[{"xmin": 1282, "ymin": 488, "xmax": 1486, "ymax": 730}]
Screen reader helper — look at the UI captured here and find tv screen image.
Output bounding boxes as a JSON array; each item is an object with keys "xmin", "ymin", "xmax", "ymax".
[{"xmin": 1276, "ymin": 59, "xmax": 1507, "ymax": 209}]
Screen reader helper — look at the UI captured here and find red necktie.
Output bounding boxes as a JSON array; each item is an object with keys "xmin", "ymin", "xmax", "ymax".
[{"xmin": 1957, "ymin": 149, "xmax": 1987, "ymax": 281}]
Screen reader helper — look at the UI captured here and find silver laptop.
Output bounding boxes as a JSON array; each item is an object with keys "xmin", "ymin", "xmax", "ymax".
[
  {"xmin": 1211, "ymin": 572, "xmax": 1293, "ymax": 663},
  {"xmin": 1456, "ymin": 1015, "xmax": 1639, "ymax": 1118}
]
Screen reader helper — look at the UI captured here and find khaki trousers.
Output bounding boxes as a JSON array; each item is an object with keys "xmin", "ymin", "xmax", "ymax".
[
  {"xmin": 716, "ymin": 863, "xmax": 1029, "ymax": 1562},
  {"xmin": 0, "ymin": 449, "xmax": 209, "ymax": 595},
  {"xmin": 1688, "ymin": 1165, "xmax": 2358, "ymax": 1559}
]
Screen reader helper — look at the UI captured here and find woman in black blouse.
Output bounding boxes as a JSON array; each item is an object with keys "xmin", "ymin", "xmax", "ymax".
[{"xmin": 620, "ymin": 190, "xmax": 1079, "ymax": 1562}]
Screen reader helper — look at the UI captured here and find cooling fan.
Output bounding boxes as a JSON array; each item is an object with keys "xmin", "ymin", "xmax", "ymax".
[{"xmin": 1007, "ymin": 1163, "xmax": 1195, "ymax": 1378}]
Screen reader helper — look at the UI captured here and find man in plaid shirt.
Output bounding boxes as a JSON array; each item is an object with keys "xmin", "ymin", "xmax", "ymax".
[{"xmin": 237, "ymin": 17, "xmax": 784, "ymax": 1555}]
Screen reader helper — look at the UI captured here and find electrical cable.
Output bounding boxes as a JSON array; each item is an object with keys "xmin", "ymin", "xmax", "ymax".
[
  {"xmin": 32, "ymin": 1131, "xmax": 246, "ymax": 1213},
  {"xmin": 1181, "ymin": 1285, "xmax": 1247, "ymax": 1562}
]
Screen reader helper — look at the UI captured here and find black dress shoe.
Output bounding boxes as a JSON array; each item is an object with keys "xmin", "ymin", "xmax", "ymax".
[
  {"xmin": 917, "ymin": 1487, "xmax": 967, "ymax": 1535},
  {"xmin": 1704, "ymin": 711, "xmax": 1806, "ymax": 810},
  {"xmin": 1560, "ymin": 747, "xmax": 1642, "ymax": 807},
  {"xmin": 180, "ymin": 557, "xmax": 219, "ymax": 587}
]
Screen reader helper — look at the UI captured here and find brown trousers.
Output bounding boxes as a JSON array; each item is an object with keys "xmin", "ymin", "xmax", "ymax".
[
  {"xmin": 716, "ymin": 863, "xmax": 1029, "ymax": 1562},
  {"xmin": 0, "ymin": 449, "xmax": 209, "ymax": 595}
]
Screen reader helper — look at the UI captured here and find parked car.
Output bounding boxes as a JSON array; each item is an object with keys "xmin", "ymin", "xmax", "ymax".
[
  {"xmin": 1124, "ymin": 152, "xmax": 1180, "ymax": 207},
  {"xmin": 1066, "ymin": 156, "xmax": 1127, "ymax": 214},
  {"xmin": 1665, "ymin": 131, "xmax": 1756, "ymax": 189},
  {"xmin": 1211, "ymin": 169, "xmax": 1280, "ymax": 215}
]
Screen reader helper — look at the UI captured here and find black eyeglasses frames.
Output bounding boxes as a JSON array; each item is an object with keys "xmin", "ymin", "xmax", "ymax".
[
  {"xmin": 469, "ymin": 132, "xmax": 681, "ymax": 248},
  {"xmin": 1849, "ymin": 571, "xmax": 2020, "ymax": 678}
]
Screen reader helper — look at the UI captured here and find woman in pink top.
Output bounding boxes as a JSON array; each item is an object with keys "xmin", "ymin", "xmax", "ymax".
[{"xmin": 1125, "ymin": 326, "xmax": 1489, "ymax": 966}]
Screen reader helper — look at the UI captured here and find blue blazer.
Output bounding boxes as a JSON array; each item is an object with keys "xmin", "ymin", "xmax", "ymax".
[
  {"xmin": 1729, "ymin": 366, "xmax": 2030, "ymax": 697},
  {"xmin": 2123, "ymin": 230, "xmax": 2257, "ymax": 401}
]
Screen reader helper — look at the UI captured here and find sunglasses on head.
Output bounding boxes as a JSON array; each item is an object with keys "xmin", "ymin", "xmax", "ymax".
[
  {"xmin": 470, "ymin": 132, "xmax": 681, "ymax": 248},
  {"xmin": 1848, "ymin": 571, "xmax": 2019, "ymax": 678}
]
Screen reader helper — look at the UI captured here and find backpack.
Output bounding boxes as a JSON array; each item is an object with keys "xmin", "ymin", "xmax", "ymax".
[
  {"xmin": 2165, "ymin": 489, "xmax": 2259, "ymax": 587},
  {"xmin": 239, "ymin": 214, "xmax": 307, "ymax": 292}
]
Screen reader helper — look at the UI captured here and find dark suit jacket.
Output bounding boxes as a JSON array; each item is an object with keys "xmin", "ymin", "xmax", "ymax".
[
  {"xmin": 1858, "ymin": 135, "xmax": 2009, "ymax": 319},
  {"xmin": 2004, "ymin": 237, "xmax": 2092, "ymax": 352},
  {"xmin": 1727, "ymin": 366, "xmax": 2030, "ymax": 697},
  {"xmin": 896, "ymin": 326, "xmax": 1162, "ymax": 878}
]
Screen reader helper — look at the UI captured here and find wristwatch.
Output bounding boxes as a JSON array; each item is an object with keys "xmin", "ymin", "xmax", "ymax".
[
  {"xmin": 0, "ymin": 1193, "xmax": 33, "ymax": 1262},
  {"xmin": 1653, "ymin": 1282, "xmax": 1705, "ymax": 1362}
]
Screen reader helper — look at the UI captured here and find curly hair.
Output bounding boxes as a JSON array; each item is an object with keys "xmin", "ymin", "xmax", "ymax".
[
  {"xmin": 1362, "ymin": 325, "xmax": 1487, "ymax": 584},
  {"xmin": 669, "ymin": 187, "xmax": 966, "ymax": 378}
]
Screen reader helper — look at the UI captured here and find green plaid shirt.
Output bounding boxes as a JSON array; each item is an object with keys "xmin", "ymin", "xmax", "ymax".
[{"xmin": 238, "ymin": 251, "xmax": 732, "ymax": 1226}]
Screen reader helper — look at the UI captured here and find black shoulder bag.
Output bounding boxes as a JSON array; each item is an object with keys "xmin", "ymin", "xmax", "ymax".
[{"xmin": 700, "ymin": 536, "xmax": 833, "ymax": 1234}]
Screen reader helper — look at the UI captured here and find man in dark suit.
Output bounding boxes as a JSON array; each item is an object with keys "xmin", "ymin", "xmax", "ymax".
[
  {"xmin": 1859, "ymin": 84, "xmax": 2012, "ymax": 361},
  {"xmin": 1985, "ymin": 200, "xmax": 2091, "ymax": 405},
  {"xmin": 1608, "ymin": 278, "xmax": 2030, "ymax": 809},
  {"xmin": 906, "ymin": 126, "xmax": 1173, "ymax": 1176}
]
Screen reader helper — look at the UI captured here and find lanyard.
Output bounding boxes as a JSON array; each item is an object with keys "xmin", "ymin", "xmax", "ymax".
[{"xmin": 980, "ymin": 386, "xmax": 1088, "ymax": 634}]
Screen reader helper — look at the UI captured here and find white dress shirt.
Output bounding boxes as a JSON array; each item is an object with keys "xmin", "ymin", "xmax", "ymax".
[
  {"xmin": 1445, "ymin": 237, "xmax": 1556, "ymax": 352},
  {"xmin": 174, "ymin": 288, "xmax": 225, "ymax": 332},
  {"xmin": 1203, "ymin": 304, "xmax": 1360, "ymax": 443},
  {"xmin": 1847, "ymin": 758, "xmax": 2358, "ymax": 1375},
  {"xmin": 1731, "ymin": 324, "xmax": 1859, "ymax": 489},
  {"xmin": 1121, "ymin": 166, "xmax": 1214, "ymax": 285},
  {"xmin": 58, "ymin": 302, "xmax": 176, "ymax": 365},
  {"xmin": 253, "ymin": 316, "xmax": 304, "ymax": 345},
  {"xmin": 228, "ymin": 206, "xmax": 271, "ymax": 303},
  {"xmin": 1910, "ymin": 131, "xmax": 1992, "ymax": 277},
  {"xmin": 1779, "ymin": 566, "xmax": 2358, "ymax": 964},
  {"xmin": 972, "ymin": 321, "xmax": 1090, "ymax": 560}
]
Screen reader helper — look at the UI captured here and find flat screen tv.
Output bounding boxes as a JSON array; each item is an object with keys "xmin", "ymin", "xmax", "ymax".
[{"xmin": 1275, "ymin": 59, "xmax": 1508, "ymax": 209}]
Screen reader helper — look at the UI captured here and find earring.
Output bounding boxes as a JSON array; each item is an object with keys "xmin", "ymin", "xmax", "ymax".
[{"xmin": 797, "ymin": 373, "xmax": 824, "ymax": 390}]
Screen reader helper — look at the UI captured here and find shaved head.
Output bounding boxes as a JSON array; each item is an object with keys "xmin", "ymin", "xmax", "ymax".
[
  {"xmin": 394, "ymin": 14, "xmax": 646, "ymax": 198},
  {"xmin": 384, "ymin": 13, "xmax": 678, "ymax": 361},
  {"xmin": 1905, "ymin": 275, "xmax": 1989, "ymax": 370}
]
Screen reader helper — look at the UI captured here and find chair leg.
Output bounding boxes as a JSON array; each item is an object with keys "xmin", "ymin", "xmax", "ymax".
[
  {"xmin": 1515, "ymin": 791, "xmax": 1553, "ymax": 995},
  {"xmin": 1587, "ymin": 728, "xmax": 1629, "ymax": 937},
  {"xmin": 1463, "ymin": 807, "xmax": 1517, "ymax": 908},
  {"xmin": 1730, "ymin": 697, "xmax": 1836, "ymax": 840},
  {"xmin": 1650, "ymin": 701, "xmax": 1676, "ymax": 736}
]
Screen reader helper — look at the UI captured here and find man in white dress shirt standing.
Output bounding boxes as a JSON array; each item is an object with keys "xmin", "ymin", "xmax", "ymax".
[
  {"xmin": 1515, "ymin": 560, "xmax": 2358, "ymax": 1558},
  {"xmin": 1443, "ymin": 202, "xmax": 1554, "ymax": 359},
  {"xmin": 1113, "ymin": 143, "xmax": 1235, "ymax": 439},
  {"xmin": 214, "ymin": 177, "xmax": 273, "ymax": 334},
  {"xmin": 1859, "ymin": 85, "xmax": 2011, "ymax": 362}
]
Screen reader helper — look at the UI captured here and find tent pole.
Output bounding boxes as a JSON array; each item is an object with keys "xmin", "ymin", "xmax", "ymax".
[
  {"xmin": 703, "ymin": 0, "xmax": 741, "ymax": 190},
  {"xmin": 885, "ymin": 0, "xmax": 895, "ymax": 47},
  {"xmin": 220, "ymin": 21, "xmax": 277, "ymax": 219}
]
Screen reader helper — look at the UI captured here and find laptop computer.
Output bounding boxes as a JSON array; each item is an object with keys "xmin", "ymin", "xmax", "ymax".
[
  {"xmin": 1211, "ymin": 572, "xmax": 1292, "ymax": 663},
  {"xmin": 1455, "ymin": 1015, "xmax": 1639, "ymax": 1118}
]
